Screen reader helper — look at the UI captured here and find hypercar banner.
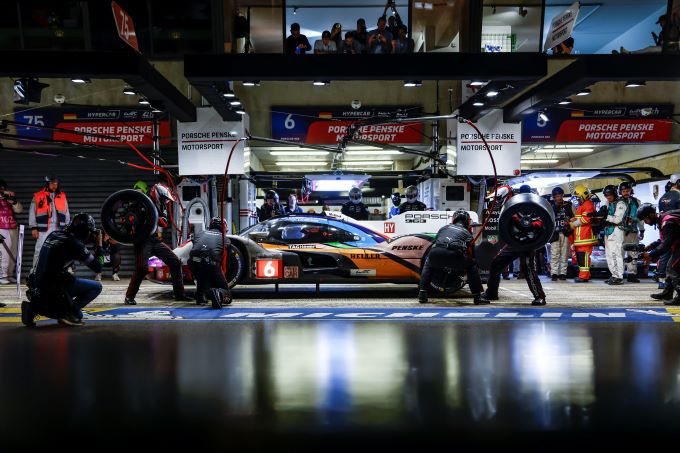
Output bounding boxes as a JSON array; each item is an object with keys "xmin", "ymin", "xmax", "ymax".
[
  {"xmin": 522, "ymin": 104, "xmax": 673, "ymax": 144},
  {"xmin": 13, "ymin": 107, "xmax": 171, "ymax": 146},
  {"xmin": 271, "ymin": 106, "xmax": 424, "ymax": 144}
]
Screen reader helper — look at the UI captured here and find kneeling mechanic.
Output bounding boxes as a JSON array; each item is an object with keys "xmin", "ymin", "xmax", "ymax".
[
  {"xmin": 418, "ymin": 210, "xmax": 489, "ymax": 305},
  {"xmin": 189, "ymin": 217, "xmax": 233, "ymax": 309}
]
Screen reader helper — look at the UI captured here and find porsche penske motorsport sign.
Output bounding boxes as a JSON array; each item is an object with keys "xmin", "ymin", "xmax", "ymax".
[{"xmin": 271, "ymin": 106, "xmax": 424, "ymax": 144}]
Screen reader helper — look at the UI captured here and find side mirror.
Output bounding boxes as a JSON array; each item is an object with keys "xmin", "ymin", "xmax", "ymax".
[{"xmin": 248, "ymin": 231, "xmax": 269, "ymax": 241}]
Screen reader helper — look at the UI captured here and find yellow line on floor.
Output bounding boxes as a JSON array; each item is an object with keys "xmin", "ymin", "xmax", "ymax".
[{"xmin": 666, "ymin": 307, "xmax": 680, "ymax": 322}]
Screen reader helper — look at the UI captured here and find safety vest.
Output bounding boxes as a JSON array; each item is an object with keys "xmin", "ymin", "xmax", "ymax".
[
  {"xmin": 620, "ymin": 197, "xmax": 640, "ymax": 233},
  {"xmin": 33, "ymin": 189, "xmax": 68, "ymax": 232},
  {"xmin": 604, "ymin": 201, "xmax": 618, "ymax": 236},
  {"xmin": 0, "ymin": 199, "xmax": 17, "ymax": 229},
  {"xmin": 573, "ymin": 199, "xmax": 598, "ymax": 246}
]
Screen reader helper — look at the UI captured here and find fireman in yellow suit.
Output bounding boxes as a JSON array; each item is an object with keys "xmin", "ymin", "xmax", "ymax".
[{"xmin": 569, "ymin": 185, "xmax": 598, "ymax": 282}]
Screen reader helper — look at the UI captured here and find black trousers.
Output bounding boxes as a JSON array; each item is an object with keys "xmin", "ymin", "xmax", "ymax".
[
  {"xmin": 126, "ymin": 236, "xmax": 184, "ymax": 299},
  {"xmin": 419, "ymin": 247, "xmax": 483, "ymax": 295},
  {"xmin": 487, "ymin": 246, "xmax": 545, "ymax": 299},
  {"xmin": 189, "ymin": 260, "xmax": 230, "ymax": 304}
]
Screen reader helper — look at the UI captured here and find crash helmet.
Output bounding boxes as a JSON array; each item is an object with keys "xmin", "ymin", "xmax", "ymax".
[
  {"xmin": 209, "ymin": 217, "xmax": 226, "ymax": 231},
  {"xmin": 391, "ymin": 192, "xmax": 401, "ymax": 207},
  {"xmin": 659, "ymin": 190, "xmax": 680, "ymax": 213},
  {"xmin": 349, "ymin": 187, "xmax": 362, "ymax": 204},
  {"xmin": 452, "ymin": 209, "xmax": 471, "ymax": 229},
  {"xmin": 602, "ymin": 184, "xmax": 618, "ymax": 198},
  {"xmin": 636, "ymin": 203, "xmax": 657, "ymax": 222},
  {"xmin": 519, "ymin": 184, "xmax": 532, "ymax": 194},
  {"xmin": 150, "ymin": 183, "xmax": 176, "ymax": 204},
  {"xmin": 618, "ymin": 181, "xmax": 632, "ymax": 195},
  {"xmin": 665, "ymin": 181, "xmax": 673, "ymax": 193},
  {"xmin": 551, "ymin": 186, "xmax": 565, "ymax": 197},
  {"xmin": 133, "ymin": 180, "xmax": 149, "ymax": 194},
  {"xmin": 66, "ymin": 213, "xmax": 96, "ymax": 242},
  {"xmin": 670, "ymin": 174, "xmax": 680, "ymax": 186},
  {"xmin": 487, "ymin": 184, "xmax": 511, "ymax": 201},
  {"xmin": 265, "ymin": 190, "xmax": 278, "ymax": 203},
  {"xmin": 590, "ymin": 193, "xmax": 601, "ymax": 208},
  {"xmin": 573, "ymin": 185, "xmax": 590, "ymax": 200},
  {"xmin": 405, "ymin": 185, "xmax": 418, "ymax": 202},
  {"xmin": 44, "ymin": 174, "xmax": 60, "ymax": 191}
]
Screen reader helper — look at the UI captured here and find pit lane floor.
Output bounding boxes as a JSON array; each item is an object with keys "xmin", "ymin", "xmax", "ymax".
[{"xmin": 1, "ymin": 278, "xmax": 679, "ymax": 450}]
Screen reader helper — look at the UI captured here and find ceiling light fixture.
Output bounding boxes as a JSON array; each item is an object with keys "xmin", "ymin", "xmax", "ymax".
[
  {"xmin": 243, "ymin": 81, "xmax": 260, "ymax": 87},
  {"xmin": 345, "ymin": 150, "xmax": 402, "ymax": 155},
  {"xmin": 404, "ymin": 80, "xmax": 423, "ymax": 87},
  {"xmin": 138, "ymin": 97, "xmax": 150, "ymax": 105},
  {"xmin": 222, "ymin": 89, "xmax": 236, "ymax": 98},
  {"xmin": 625, "ymin": 81, "xmax": 646, "ymax": 88},
  {"xmin": 558, "ymin": 99, "xmax": 572, "ymax": 105},
  {"xmin": 473, "ymin": 101, "xmax": 485, "ymax": 107},
  {"xmin": 71, "ymin": 77, "xmax": 91, "ymax": 84},
  {"xmin": 520, "ymin": 159, "xmax": 559, "ymax": 164},
  {"xmin": 470, "ymin": 81, "xmax": 485, "ymax": 87},
  {"xmin": 313, "ymin": 80, "xmax": 330, "ymax": 86},
  {"xmin": 270, "ymin": 151, "xmax": 329, "ymax": 156},
  {"xmin": 533, "ymin": 148, "xmax": 593, "ymax": 153},
  {"xmin": 341, "ymin": 160, "xmax": 393, "ymax": 166},
  {"xmin": 576, "ymin": 88, "xmax": 591, "ymax": 96},
  {"xmin": 122, "ymin": 86, "xmax": 136, "ymax": 95},
  {"xmin": 276, "ymin": 161, "xmax": 329, "ymax": 166},
  {"xmin": 485, "ymin": 90, "xmax": 499, "ymax": 98},
  {"xmin": 229, "ymin": 99, "xmax": 242, "ymax": 106}
]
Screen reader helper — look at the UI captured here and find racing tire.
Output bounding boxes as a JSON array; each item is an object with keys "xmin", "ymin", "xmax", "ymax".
[
  {"xmin": 101, "ymin": 189, "xmax": 158, "ymax": 246},
  {"xmin": 498, "ymin": 193, "xmax": 555, "ymax": 252},
  {"xmin": 225, "ymin": 243, "xmax": 246, "ymax": 289}
]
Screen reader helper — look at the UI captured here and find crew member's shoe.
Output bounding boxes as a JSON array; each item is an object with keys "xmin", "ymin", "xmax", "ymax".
[
  {"xmin": 531, "ymin": 298, "xmax": 546, "ymax": 306},
  {"xmin": 124, "ymin": 297, "xmax": 137, "ymax": 305},
  {"xmin": 473, "ymin": 294, "xmax": 490, "ymax": 305},
  {"xmin": 551, "ymin": 274, "xmax": 558, "ymax": 282},
  {"xmin": 0, "ymin": 278, "xmax": 10, "ymax": 285},
  {"xmin": 658, "ymin": 281, "xmax": 665, "ymax": 290},
  {"xmin": 0, "ymin": 302, "xmax": 5, "ymax": 307},
  {"xmin": 651, "ymin": 285, "xmax": 674, "ymax": 300},
  {"xmin": 58, "ymin": 315, "xmax": 85, "ymax": 326},
  {"xmin": 482, "ymin": 291, "xmax": 498, "ymax": 301},
  {"xmin": 609, "ymin": 278, "xmax": 624, "ymax": 285},
  {"xmin": 94, "ymin": 273, "xmax": 102, "ymax": 282},
  {"xmin": 604, "ymin": 277, "xmax": 613, "ymax": 285},
  {"xmin": 559, "ymin": 275, "xmax": 567, "ymax": 280},
  {"xmin": 112, "ymin": 273, "xmax": 121, "ymax": 281},
  {"xmin": 663, "ymin": 291, "xmax": 680, "ymax": 306},
  {"xmin": 574, "ymin": 278, "xmax": 590, "ymax": 283},
  {"xmin": 626, "ymin": 275, "xmax": 641, "ymax": 283},
  {"xmin": 21, "ymin": 301, "xmax": 36, "ymax": 327},
  {"xmin": 418, "ymin": 290, "xmax": 428, "ymax": 304}
]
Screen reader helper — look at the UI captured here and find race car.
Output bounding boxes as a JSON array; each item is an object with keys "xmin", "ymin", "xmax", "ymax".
[{"xmin": 147, "ymin": 213, "xmax": 469, "ymax": 294}]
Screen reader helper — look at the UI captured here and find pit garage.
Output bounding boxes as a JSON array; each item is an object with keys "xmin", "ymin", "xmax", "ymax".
[{"xmin": 1, "ymin": 2, "xmax": 680, "ymax": 449}]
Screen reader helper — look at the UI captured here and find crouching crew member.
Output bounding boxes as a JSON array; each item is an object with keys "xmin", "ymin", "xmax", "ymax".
[
  {"xmin": 398, "ymin": 185, "xmax": 426, "ymax": 213},
  {"xmin": 189, "ymin": 217, "xmax": 232, "ymax": 309},
  {"xmin": 549, "ymin": 186, "xmax": 573, "ymax": 281},
  {"xmin": 484, "ymin": 186, "xmax": 547, "ymax": 306},
  {"xmin": 639, "ymin": 204, "xmax": 680, "ymax": 305},
  {"xmin": 569, "ymin": 185, "xmax": 598, "ymax": 282},
  {"xmin": 22, "ymin": 213, "xmax": 104, "ymax": 327},
  {"xmin": 342, "ymin": 187, "xmax": 369, "ymax": 220},
  {"xmin": 418, "ymin": 210, "xmax": 489, "ymax": 305}
]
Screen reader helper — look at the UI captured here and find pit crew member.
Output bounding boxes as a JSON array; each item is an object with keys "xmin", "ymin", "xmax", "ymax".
[
  {"xmin": 569, "ymin": 185, "xmax": 598, "ymax": 282},
  {"xmin": 549, "ymin": 186, "xmax": 573, "ymax": 281},
  {"xmin": 398, "ymin": 185, "xmax": 426, "ymax": 214},
  {"xmin": 341, "ymin": 187, "xmax": 369, "ymax": 220},
  {"xmin": 189, "ymin": 217, "xmax": 232, "ymax": 309}
]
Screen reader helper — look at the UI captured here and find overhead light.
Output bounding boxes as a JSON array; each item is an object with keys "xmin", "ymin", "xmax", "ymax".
[
  {"xmin": 138, "ymin": 97, "xmax": 150, "ymax": 105},
  {"xmin": 229, "ymin": 99, "xmax": 242, "ymax": 106},
  {"xmin": 269, "ymin": 146, "xmax": 322, "ymax": 151},
  {"xmin": 558, "ymin": 99, "xmax": 572, "ymax": 105},
  {"xmin": 576, "ymin": 88, "xmax": 591, "ymax": 96},
  {"xmin": 532, "ymin": 147, "xmax": 593, "ymax": 153},
  {"xmin": 222, "ymin": 89, "xmax": 236, "ymax": 98},
  {"xmin": 538, "ymin": 111, "xmax": 549, "ymax": 122},
  {"xmin": 473, "ymin": 102, "xmax": 485, "ymax": 107},
  {"xmin": 235, "ymin": 108, "xmax": 246, "ymax": 115},
  {"xmin": 521, "ymin": 159, "xmax": 559, "ymax": 164},
  {"xmin": 271, "ymin": 151, "xmax": 329, "ymax": 156},
  {"xmin": 346, "ymin": 146, "xmax": 382, "ymax": 151},
  {"xmin": 150, "ymin": 104, "xmax": 164, "ymax": 114},
  {"xmin": 122, "ymin": 86, "xmax": 136, "ymax": 96},
  {"xmin": 485, "ymin": 90, "xmax": 499, "ymax": 98},
  {"xmin": 243, "ymin": 81, "xmax": 260, "ymax": 87},
  {"xmin": 346, "ymin": 150, "xmax": 402, "ymax": 155},
  {"xmin": 313, "ymin": 80, "xmax": 330, "ymax": 86},
  {"xmin": 625, "ymin": 81, "xmax": 646, "ymax": 88},
  {"xmin": 276, "ymin": 161, "xmax": 328, "ymax": 166},
  {"xmin": 470, "ymin": 81, "xmax": 486, "ymax": 87},
  {"xmin": 404, "ymin": 81, "xmax": 422, "ymax": 87},
  {"xmin": 71, "ymin": 77, "xmax": 91, "ymax": 84},
  {"xmin": 341, "ymin": 160, "xmax": 393, "ymax": 166}
]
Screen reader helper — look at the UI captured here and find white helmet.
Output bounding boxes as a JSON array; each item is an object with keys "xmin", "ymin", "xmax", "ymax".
[
  {"xmin": 349, "ymin": 187, "xmax": 362, "ymax": 204},
  {"xmin": 405, "ymin": 185, "xmax": 418, "ymax": 202}
]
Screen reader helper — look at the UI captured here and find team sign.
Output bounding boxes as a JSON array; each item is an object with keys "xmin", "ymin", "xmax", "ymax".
[
  {"xmin": 13, "ymin": 107, "xmax": 170, "ymax": 146},
  {"xmin": 271, "ymin": 106, "xmax": 424, "ymax": 144},
  {"xmin": 522, "ymin": 104, "xmax": 673, "ymax": 144}
]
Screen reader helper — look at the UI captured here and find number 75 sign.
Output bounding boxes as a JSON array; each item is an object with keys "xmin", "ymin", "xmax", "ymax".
[{"xmin": 111, "ymin": 1, "xmax": 140, "ymax": 52}]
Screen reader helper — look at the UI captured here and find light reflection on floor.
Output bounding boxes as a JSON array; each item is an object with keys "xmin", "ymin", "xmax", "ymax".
[{"xmin": 1, "ymin": 321, "xmax": 679, "ymax": 448}]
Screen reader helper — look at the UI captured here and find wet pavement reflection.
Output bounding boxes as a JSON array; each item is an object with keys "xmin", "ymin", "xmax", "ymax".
[{"xmin": 1, "ymin": 321, "xmax": 679, "ymax": 449}]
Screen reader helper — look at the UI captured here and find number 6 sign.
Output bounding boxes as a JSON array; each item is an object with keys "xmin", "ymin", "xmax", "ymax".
[{"xmin": 256, "ymin": 259, "xmax": 282, "ymax": 279}]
